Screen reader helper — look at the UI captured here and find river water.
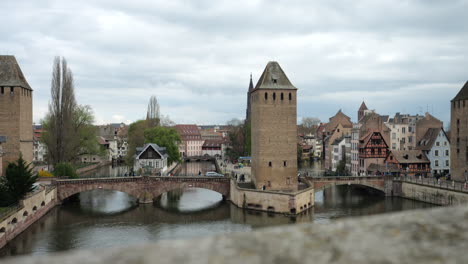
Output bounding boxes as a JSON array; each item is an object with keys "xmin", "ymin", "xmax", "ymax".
[{"xmin": 0, "ymin": 162, "xmax": 437, "ymax": 258}]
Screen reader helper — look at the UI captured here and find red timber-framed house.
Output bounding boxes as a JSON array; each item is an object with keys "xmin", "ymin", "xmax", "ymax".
[
  {"xmin": 385, "ymin": 150, "xmax": 430, "ymax": 177},
  {"xmin": 358, "ymin": 130, "xmax": 389, "ymax": 175}
]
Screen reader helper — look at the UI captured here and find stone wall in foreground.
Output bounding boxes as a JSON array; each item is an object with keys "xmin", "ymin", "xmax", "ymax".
[{"xmin": 4, "ymin": 204, "xmax": 468, "ymax": 264}]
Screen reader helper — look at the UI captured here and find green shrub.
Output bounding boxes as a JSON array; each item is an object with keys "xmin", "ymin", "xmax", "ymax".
[{"xmin": 53, "ymin": 163, "xmax": 78, "ymax": 178}]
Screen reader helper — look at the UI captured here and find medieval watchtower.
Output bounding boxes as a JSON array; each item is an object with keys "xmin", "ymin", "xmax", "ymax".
[
  {"xmin": 250, "ymin": 61, "xmax": 298, "ymax": 191},
  {"xmin": 0, "ymin": 56, "xmax": 33, "ymax": 175}
]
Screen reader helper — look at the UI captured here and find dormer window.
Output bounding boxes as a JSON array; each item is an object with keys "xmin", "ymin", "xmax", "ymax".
[{"xmin": 272, "ymin": 78, "xmax": 277, "ymax": 84}]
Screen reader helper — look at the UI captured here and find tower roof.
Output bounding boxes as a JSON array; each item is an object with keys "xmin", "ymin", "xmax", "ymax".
[
  {"xmin": 248, "ymin": 73, "xmax": 254, "ymax": 92},
  {"xmin": 254, "ymin": 61, "xmax": 296, "ymax": 90},
  {"xmin": 359, "ymin": 101, "xmax": 368, "ymax": 111},
  {"xmin": 0, "ymin": 55, "xmax": 32, "ymax": 90},
  {"xmin": 452, "ymin": 81, "xmax": 468, "ymax": 101}
]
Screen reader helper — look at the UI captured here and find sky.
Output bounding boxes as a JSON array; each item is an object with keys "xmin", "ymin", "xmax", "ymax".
[{"xmin": 2, "ymin": 0, "xmax": 467, "ymax": 126}]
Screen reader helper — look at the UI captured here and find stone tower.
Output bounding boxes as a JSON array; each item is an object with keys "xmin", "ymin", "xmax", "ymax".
[
  {"xmin": 358, "ymin": 101, "xmax": 368, "ymax": 122},
  {"xmin": 0, "ymin": 56, "xmax": 33, "ymax": 176},
  {"xmin": 245, "ymin": 74, "xmax": 254, "ymax": 122},
  {"xmin": 250, "ymin": 61, "xmax": 297, "ymax": 191},
  {"xmin": 450, "ymin": 81, "xmax": 468, "ymax": 182}
]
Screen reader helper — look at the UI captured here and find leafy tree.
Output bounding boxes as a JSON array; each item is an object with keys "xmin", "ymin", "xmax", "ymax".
[
  {"xmin": 0, "ymin": 155, "xmax": 38, "ymax": 205},
  {"xmin": 41, "ymin": 57, "xmax": 99, "ymax": 165},
  {"xmin": 125, "ymin": 119, "xmax": 149, "ymax": 165},
  {"xmin": 144, "ymin": 126, "xmax": 181, "ymax": 165},
  {"xmin": 53, "ymin": 162, "xmax": 78, "ymax": 178}
]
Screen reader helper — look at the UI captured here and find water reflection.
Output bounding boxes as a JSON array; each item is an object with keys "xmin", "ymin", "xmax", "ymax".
[
  {"xmin": 79, "ymin": 165, "xmax": 130, "ymax": 178},
  {"xmin": 0, "ymin": 185, "xmax": 437, "ymax": 258},
  {"xmin": 175, "ymin": 161, "xmax": 216, "ymax": 176}
]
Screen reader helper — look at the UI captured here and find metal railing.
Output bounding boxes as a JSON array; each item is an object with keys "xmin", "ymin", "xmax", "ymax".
[{"xmin": 395, "ymin": 176, "xmax": 468, "ymax": 193}]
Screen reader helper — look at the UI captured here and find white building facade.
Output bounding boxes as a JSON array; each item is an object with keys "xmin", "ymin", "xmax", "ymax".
[{"xmin": 133, "ymin": 143, "xmax": 169, "ymax": 175}]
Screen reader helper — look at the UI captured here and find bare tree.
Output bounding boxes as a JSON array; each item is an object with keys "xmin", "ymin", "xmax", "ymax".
[
  {"xmin": 42, "ymin": 57, "xmax": 99, "ymax": 165},
  {"xmin": 146, "ymin": 95, "xmax": 160, "ymax": 127},
  {"xmin": 301, "ymin": 117, "xmax": 320, "ymax": 128},
  {"xmin": 46, "ymin": 57, "xmax": 76, "ymax": 164}
]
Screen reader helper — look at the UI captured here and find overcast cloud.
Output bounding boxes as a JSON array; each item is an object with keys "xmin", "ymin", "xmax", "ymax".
[{"xmin": 2, "ymin": 0, "xmax": 467, "ymax": 125}]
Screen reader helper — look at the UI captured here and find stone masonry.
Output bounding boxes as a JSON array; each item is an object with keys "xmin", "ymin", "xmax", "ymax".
[
  {"xmin": 54, "ymin": 176, "xmax": 230, "ymax": 203},
  {"xmin": 251, "ymin": 61, "xmax": 298, "ymax": 192},
  {"xmin": 0, "ymin": 56, "xmax": 33, "ymax": 176},
  {"xmin": 450, "ymin": 81, "xmax": 468, "ymax": 181}
]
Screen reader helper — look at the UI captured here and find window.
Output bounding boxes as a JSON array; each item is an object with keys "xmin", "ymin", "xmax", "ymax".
[
  {"xmin": 288, "ymin": 93, "xmax": 292, "ymax": 100},
  {"xmin": 272, "ymin": 78, "xmax": 277, "ymax": 84},
  {"xmin": 392, "ymin": 143, "xmax": 396, "ymax": 150},
  {"xmin": 408, "ymin": 136, "xmax": 412, "ymax": 143},
  {"xmin": 436, "ymin": 141, "xmax": 440, "ymax": 146},
  {"xmin": 445, "ymin": 150, "xmax": 449, "ymax": 156},
  {"xmin": 286, "ymin": 177, "xmax": 291, "ymax": 184},
  {"xmin": 281, "ymin": 93, "xmax": 284, "ymax": 100},
  {"xmin": 10, "ymin": 87, "xmax": 14, "ymax": 94},
  {"xmin": 392, "ymin": 133, "xmax": 396, "ymax": 139},
  {"xmin": 148, "ymin": 151, "xmax": 153, "ymax": 158},
  {"xmin": 435, "ymin": 150, "xmax": 439, "ymax": 156},
  {"xmin": 268, "ymin": 161, "xmax": 272, "ymax": 167},
  {"xmin": 0, "ymin": 87, "xmax": 3, "ymax": 94},
  {"xmin": 402, "ymin": 127, "xmax": 406, "ymax": 134},
  {"xmin": 444, "ymin": 141, "xmax": 447, "ymax": 146},
  {"xmin": 283, "ymin": 161, "xmax": 287, "ymax": 167},
  {"xmin": 273, "ymin": 92, "xmax": 276, "ymax": 100},
  {"xmin": 446, "ymin": 160, "xmax": 449, "ymax": 166},
  {"xmin": 264, "ymin": 92, "xmax": 268, "ymax": 100},
  {"xmin": 435, "ymin": 160, "xmax": 439, "ymax": 167}
]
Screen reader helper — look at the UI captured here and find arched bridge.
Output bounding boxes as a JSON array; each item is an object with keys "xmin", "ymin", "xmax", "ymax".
[
  {"xmin": 53, "ymin": 176, "xmax": 230, "ymax": 203},
  {"xmin": 305, "ymin": 176, "xmax": 392, "ymax": 195}
]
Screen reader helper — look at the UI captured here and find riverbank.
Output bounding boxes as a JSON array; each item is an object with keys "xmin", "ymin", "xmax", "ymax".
[{"xmin": 0, "ymin": 185, "xmax": 57, "ymax": 249}]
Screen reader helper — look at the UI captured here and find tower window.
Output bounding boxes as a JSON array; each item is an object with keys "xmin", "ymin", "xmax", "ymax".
[
  {"xmin": 283, "ymin": 161, "xmax": 287, "ymax": 167},
  {"xmin": 273, "ymin": 93, "xmax": 276, "ymax": 100},
  {"xmin": 264, "ymin": 92, "xmax": 268, "ymax": 100},
  {"xmin": 289, "ymin": 93, "xmax": 292, "ymax": 100},
  {"xmin": 10, "ymin": 87, "xmax": 14, "ymax": 94},
  {"xmin": 272, "ymin": 79, "xmax": 277, "ymax": 84},
  {"xmin": 268, "ymin": 161, "xmax": 272, "ymax": 167},
  {"xmin": 1, "ymin": 87, "xmax": 3, "ymax": 94},
  {"xmin": 281, "ymin": 93, "xmax": 284, "ymax": 100}
]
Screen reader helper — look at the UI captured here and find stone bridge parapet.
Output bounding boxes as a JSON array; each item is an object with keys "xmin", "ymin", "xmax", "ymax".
[{"xmin": 54, "ymin": 176, "xmax": 231, "ymax": 203}]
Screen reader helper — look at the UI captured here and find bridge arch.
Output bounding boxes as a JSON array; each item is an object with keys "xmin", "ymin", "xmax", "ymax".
[
  {"xmin": 57, "ymin": 183, "xmax": 143, "ymax": 202},
  {"xmin": 313, "ymin": 181, "xmax": 385, "ymax": 194},
  {"xmin": 153, "ymin": 181, "xmax": 230, "ymax": 200}
]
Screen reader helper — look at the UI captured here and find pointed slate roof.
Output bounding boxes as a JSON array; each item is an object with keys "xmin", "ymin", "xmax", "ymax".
[
  {"xmin": 254, "ymin": 61, "xmax": 296, "ymax": 90},
  {"xmin": 248, "ymin": 73, "xmax": 254, "ymax": 92},
  {"xmin": 359, "ymin": 101, "xmax": 368, "ymax": 111},
  {"xmin": 452, "ymin": 81, "xmax": 468, "ymax": 101},
  {"xmin": 0, "ymin": 55, "xmax": 32, "ymax": 90}
]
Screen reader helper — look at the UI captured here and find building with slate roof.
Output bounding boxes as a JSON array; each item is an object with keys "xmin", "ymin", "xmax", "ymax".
[
  {"xmin": 385, "ymin": 150, "xmax": 430, "ymax": 177},
  {"xmin": 450, "ymin": 81, "xmax": 468, "ymax": 181},
  {"xmin": 134, "ymin": 143, "xmax": 168, "ymax": 175},
  {"xmin": 416, "ymin": 127, "xmax": 450, "ymax": 176},
  {"xmin": 0, "ymin": 56, "xmax": 33, "ymax": 175}
]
